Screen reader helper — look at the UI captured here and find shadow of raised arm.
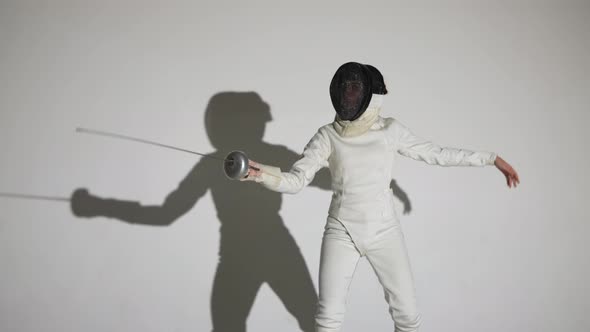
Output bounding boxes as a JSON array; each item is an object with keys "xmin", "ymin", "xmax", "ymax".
[{"xmin": 70, "ymin": 157, "xmax": 212, "ymax": 226}]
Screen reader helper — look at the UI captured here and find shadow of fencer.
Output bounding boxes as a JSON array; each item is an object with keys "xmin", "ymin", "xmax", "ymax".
[
  {"xmin": 71, "ymin": 91, "xmax": 328, "ymax": 332},
  {"xmin": 69, "ymin": 91, "xmax": 412, "ymax": 332}
]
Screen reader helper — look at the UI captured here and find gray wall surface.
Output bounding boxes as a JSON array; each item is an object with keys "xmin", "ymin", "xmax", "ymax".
[{"xmin": 1, "ymin": 1, "xmax": 588, "ymax": 331}]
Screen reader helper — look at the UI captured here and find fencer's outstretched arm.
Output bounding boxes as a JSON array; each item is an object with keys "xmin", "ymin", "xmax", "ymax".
[
  {"xmin": 393, "ymin": 120, "xmax": 519, "ymax": 187},
  {"xmin": 242, "ymin": 129, "xmax": 331, "ymax": 194},
  {"xmin": 394, "ymin": 120, "xmax": 497, "ymax": 167}
]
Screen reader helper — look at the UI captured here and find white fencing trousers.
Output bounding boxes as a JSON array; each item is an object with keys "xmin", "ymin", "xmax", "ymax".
[{"xmin": 315, "ymin": 216, "xmax": 422, "ymax": 332}]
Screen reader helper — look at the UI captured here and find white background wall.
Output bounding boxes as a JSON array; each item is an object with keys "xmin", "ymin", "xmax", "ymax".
[{"xmin": 1, "ymin": 1, "xmax": 588, "ymax": 331}]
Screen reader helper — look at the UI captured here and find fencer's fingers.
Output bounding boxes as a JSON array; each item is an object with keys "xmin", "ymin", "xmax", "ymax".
[
  {"xmin": 510, "ymin": 176, "xmax": 516, "ymax": 188},
  {"xmin": 506, "ymin": 163, "xmax": 520, "ymax": 185},
  {"xmin": 500, "ymin": 168, "xmax": 510, "ymax": 187},
  {"xmin": 510, "ymin": 173, "xmax": 516, "ymax": 186},
  {"xmin": 246, "ymin": 168, "xmax": 262, "ymax": 179},
  {"xmin": 508, "ymin": 167, "xmax": 519, "ymax": 187},
  {"xmin": 238, "ymin": 165, "xmax": 265, "ymax": 181},
  {"xmin": 512, "ymin": 175, "xmax": 517, "ymax": 188}
]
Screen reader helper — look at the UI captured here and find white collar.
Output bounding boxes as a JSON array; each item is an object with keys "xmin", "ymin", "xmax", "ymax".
[{"xmin": 332, "ymin": 94, "xmax": 384, "ymax": 137}]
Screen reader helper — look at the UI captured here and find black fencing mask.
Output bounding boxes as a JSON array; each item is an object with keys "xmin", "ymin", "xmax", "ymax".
[
  {"xmin": 329, "ymin": 62, "xmax": 388, "ymax": 121},
  {"xmin": 329, "ymin": 62, "xmax": 372, "ymax": 121}
]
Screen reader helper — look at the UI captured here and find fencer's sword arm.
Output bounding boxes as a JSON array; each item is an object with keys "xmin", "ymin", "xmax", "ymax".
[{"xmin": 251, "ymin": 129, "xmax": 332, "ymax": 194}]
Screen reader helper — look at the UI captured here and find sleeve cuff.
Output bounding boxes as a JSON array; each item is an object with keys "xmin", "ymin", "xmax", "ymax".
[
  {"xmin": 487, "ymin": 152, "xmax": 498, "ymax": 166},
  {"xmin": 255, "ymin": 163, "xmax": 282, "ymax": 190}
]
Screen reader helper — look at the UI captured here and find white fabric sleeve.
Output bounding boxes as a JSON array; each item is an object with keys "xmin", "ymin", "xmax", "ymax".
[
  {"xmin": 395, "ymin": 121, "xmax": 497, "ymax": 167},
  {"xmin": 258, "ymin": 128, "xmax": 331, "ymax": 194},
  {"xmin": 238, "ymin": 162, "xmax": 281, "ymax": 184},
  {"xmin": 254, "ymin": 163, "xmax": 282, "ymax": 190}
]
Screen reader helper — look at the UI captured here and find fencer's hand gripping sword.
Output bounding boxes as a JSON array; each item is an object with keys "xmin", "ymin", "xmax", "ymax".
[{"xmin": 75, "ymin": 127, "xmax": 275, "ymax": 180}]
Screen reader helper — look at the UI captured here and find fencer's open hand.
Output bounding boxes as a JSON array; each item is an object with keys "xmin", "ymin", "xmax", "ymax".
[
  {"xmin": 240, "ymin": 160, "xmax": 263, "ymax": 181},
  {"xmin": 494, "ymin": 156, "xmax": 520, "ymax": 188}
]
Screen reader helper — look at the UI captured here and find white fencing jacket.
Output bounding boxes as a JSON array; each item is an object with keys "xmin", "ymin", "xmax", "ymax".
[{"xmin": 255, "ymin": 96, "xmax": 497, "ymax": 224}]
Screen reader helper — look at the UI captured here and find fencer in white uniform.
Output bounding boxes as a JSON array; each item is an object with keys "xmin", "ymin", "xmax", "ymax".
[{"xmin": 242, "ymin": 62, "xmax": 505, "ymax": 332}]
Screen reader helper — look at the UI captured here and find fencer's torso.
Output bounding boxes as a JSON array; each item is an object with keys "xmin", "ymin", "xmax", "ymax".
[{"xmin": 324, "ymin": 117, "xmax": 398, "ymax": 221}]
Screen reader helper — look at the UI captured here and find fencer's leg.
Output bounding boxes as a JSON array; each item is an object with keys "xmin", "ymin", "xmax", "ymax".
[
  {"xmin": 315, "ymin": 218, "xmax": 362, "ymax": 332},
  {"xmin": 365, "ymin": 223, "xmax": 421, "ymax": 332}
]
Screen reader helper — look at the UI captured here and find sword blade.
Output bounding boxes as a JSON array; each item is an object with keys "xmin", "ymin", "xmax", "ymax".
[
  {"xmin": 0, "ymin": 192, "xmax": 69, "ymax": 202},
  {"xmin": 75, "ymin": 127, "xmax": 226, "ymax": 161}
]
